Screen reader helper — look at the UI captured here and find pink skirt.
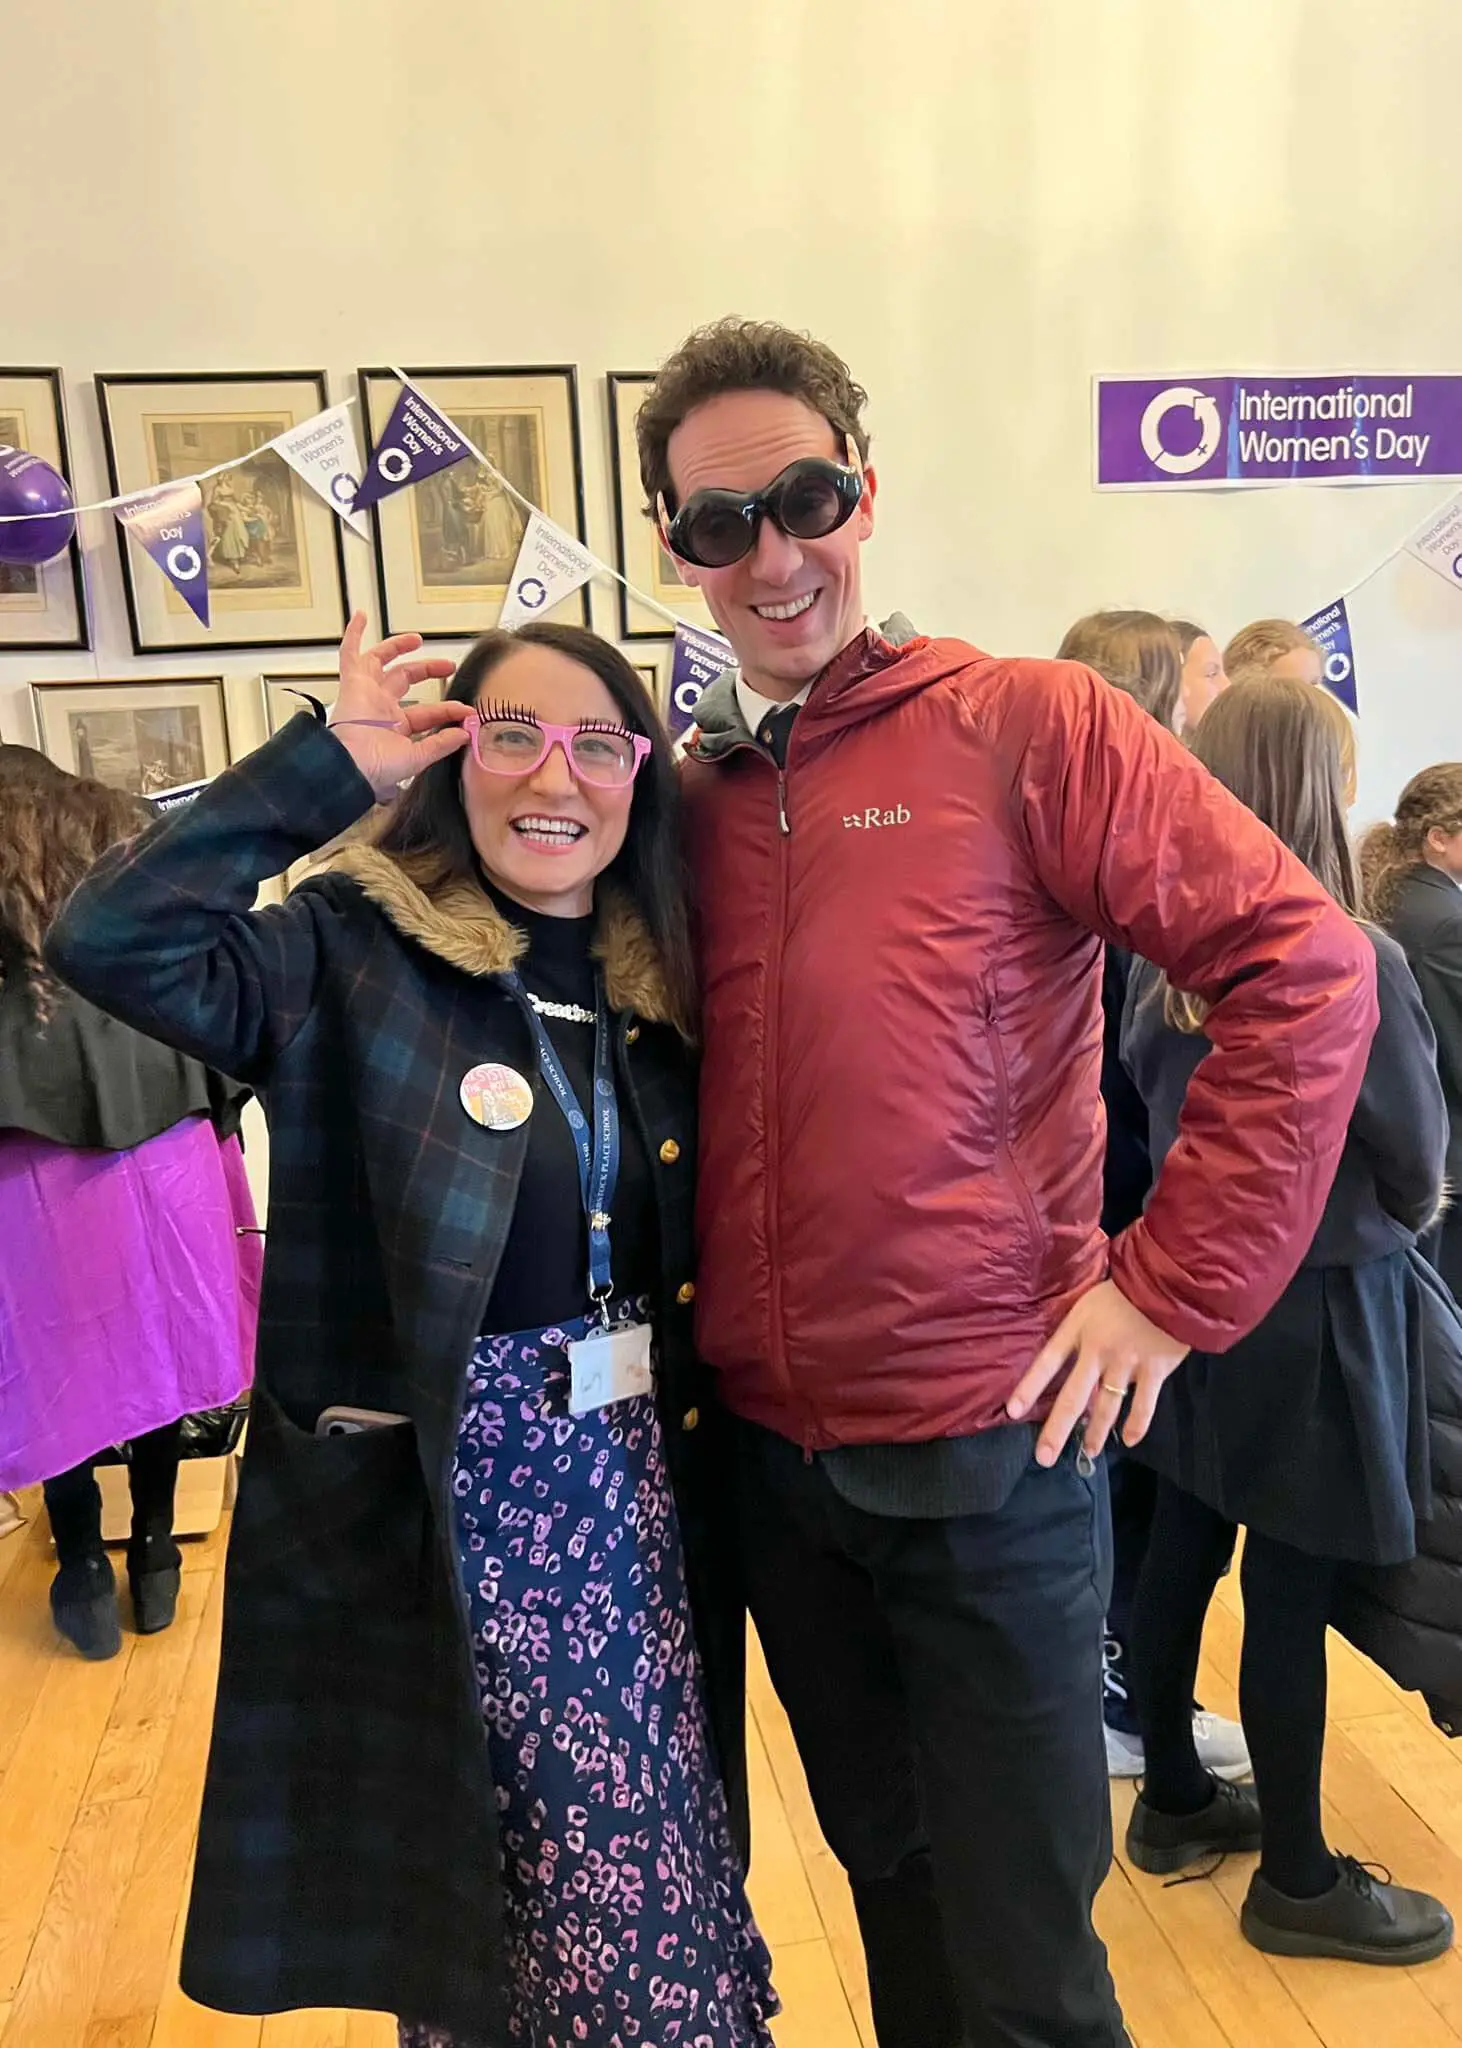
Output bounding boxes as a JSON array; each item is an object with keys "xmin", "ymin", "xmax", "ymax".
[{"xmin": 0, "ymin": 1116, "xmax": 261, "ymax": 1490}]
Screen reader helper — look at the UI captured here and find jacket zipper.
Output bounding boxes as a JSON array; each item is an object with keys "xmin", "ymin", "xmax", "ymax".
[
  {"xmin": 760, "ymin": 750, "xmax": 816, "ymax": 1451},
  {"xmin": 984, "ymin": 986, "xmax": 1046, "ymax": 1277},
  {"xmin": 694, "ymin": 729, "xmax": 807, "ymax": 1441}
]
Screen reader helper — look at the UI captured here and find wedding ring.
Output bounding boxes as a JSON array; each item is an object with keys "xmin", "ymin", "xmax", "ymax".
[{"xmin": 1099, "ymin": 1380, "xmax": 1127, "ymax": 1397}]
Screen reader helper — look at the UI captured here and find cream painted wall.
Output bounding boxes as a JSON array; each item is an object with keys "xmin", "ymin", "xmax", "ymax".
[{"xmin": 3, "ymin": 1, "xmax": 1460, "ymax": 959}]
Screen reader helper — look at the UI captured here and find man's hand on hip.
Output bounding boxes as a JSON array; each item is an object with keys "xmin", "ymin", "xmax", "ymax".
[{"xmin": 1006, "ymin": 1280, "xmax": 1190, "ymax": 1468}]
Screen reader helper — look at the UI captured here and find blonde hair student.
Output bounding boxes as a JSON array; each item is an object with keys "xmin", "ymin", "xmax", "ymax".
[{"xmin": 1222, "ymin": 618, "xmax": 1323, "ymax": 689}]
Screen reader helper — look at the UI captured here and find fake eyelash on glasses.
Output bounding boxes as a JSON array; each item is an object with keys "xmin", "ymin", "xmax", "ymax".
[
  {"xmin": 477, "ymin": 699, "xmax": 540, "ymax": 726},
  {"xmin": 477, "ymin": 701, "xmax": 636, "ymax": 741}
]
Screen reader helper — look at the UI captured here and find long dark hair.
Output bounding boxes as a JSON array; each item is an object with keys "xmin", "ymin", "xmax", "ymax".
[
  {"xmin": 0, "ymin": 744, "xmax": 153, "ymax": 1016},
  {"xmin": 375, "ymin": 623, "xmax": 697, "ymax": 1035},
  {"xmin": 1157, "ymin": 678, "xmax": 1359, "ymax": 1031}
]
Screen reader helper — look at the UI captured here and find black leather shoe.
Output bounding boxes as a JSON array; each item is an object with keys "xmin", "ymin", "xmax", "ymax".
[
  {"xmin": 1127, "ymin": 1778, "xmax": 1263, "ymax": 1876},
  {"xmin": 127, "ymin": 1531, "xmax": 182, "ymax": 1635},
  {"xmin": 51, "ymin": 1556, "xmax": 122, "ymax": 1661},
  {"xmin": 1243, "ymin": 1856, "xmax": 1454, "ymax": 1965}
]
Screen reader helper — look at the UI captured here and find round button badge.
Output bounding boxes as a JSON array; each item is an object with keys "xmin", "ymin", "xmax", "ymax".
[{"xmin": 460, "ymin": 1063, "xmax": 535, "ymax": 1131}]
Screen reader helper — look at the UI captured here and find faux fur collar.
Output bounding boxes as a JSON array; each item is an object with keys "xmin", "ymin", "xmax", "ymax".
[{"xmin": 321, "ymin": 843, "xmax": 678, "ymax": 1028}]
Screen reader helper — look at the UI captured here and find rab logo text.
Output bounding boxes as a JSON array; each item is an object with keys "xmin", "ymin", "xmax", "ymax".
[{"xmin": 843, "ymin": 805, "xmax": 911, "ymax": 830}]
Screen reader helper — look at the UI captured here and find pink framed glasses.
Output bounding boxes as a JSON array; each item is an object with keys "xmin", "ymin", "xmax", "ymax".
[{"xmin": 464, "ymin": 711, "xmax": 653, "ymax": 790}]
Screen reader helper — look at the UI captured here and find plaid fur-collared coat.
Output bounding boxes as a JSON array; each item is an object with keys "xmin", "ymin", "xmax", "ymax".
[{"xmin": 46, "ymin": 715, "xmax": 741, "ymax": 2044}]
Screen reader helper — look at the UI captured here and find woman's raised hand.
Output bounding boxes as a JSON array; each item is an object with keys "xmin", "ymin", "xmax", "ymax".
[{"xmin": 326, "ymin": 611, "xmax": 471, "ymax": 803}]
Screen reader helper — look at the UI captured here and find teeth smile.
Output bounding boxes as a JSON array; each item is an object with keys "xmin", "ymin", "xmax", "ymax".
[
  {"xmin": 512, "ymin": 816, "xmax": 587, "ymax": 844},
  {"xmin": 754, "ymin": 592, "xmax": 818, "ymax": 621}
]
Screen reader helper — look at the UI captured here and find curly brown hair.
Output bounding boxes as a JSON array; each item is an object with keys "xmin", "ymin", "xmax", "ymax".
[
  {"xmin": 0, "ymin": 745, "xmax": 153, "ymax": 1015},
  {"xmin": 1359, "ymin": 762, "xmax": 1462, "ymax": 923},
  {"xmin": 635, "ymin": 318, "xmax": 871, "ymax": 513}
]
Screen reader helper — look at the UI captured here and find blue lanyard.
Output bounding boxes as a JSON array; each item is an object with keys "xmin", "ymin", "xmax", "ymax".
[{"xmin": 512, "ymin": 974, "xmax": 620, "ymax": 1321}]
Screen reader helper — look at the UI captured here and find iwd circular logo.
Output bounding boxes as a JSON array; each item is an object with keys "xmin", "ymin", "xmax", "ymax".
[
  {"xmin": 516, "ymin": 575, "xmax": 548, "ymax": 610},
  {"xmin": 331, "ymin": 471, "xmax": 359, "ymax": 507},
  {"xmin": 1325, "ymin": 650, "xmax": 1353, "ymax": 687},
  {"xmin": 166, "ymin": 543, "xmax": 203, "ymax": 581},
  {"xmin": 378, "ymin": 448, "xmax": 412, "ymax": 485},
  {"xmin": 1140, "ymin": 386, "xmax": 1223, "ymax": 476}
]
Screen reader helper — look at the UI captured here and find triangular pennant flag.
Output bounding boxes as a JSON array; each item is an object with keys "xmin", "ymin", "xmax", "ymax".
[
  {"xmin": 354, "ymin": 384, "xmax": 472, "ymax": 514},
  {"xmin": 668, "ymin": 620, "xmax": 734, "ymax": 739},
  {"xmin": 114, "ymin": 480, "xmax": 210, "ymax": 626},
  {"xmin": 1406, "ymin": 492, "xmax": 1462, "ymax": 596},
  {"xmin": 497, "ymin": 510, "xmax": 600, "ymax": 630},
  {"xmin": 275, "ymin": 402, "xmax": 370, "ymax": 537},
  {"xmin": 1300, "ymin": 596, "xmax": 1359, "ymax": 714}
]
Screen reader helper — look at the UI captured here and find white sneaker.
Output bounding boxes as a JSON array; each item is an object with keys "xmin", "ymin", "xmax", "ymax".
[
  {"xmin": 1104, "ymin": 1711, "xmax": 1252, "ymax": 1784},
  {"xmin": 1193, "ymin": 1710, "xmax": 1252, "ymax": 1784},
  {"xmin": 1105, "ymin": 1723, "xmax": 1146, "ymax": 1778}
]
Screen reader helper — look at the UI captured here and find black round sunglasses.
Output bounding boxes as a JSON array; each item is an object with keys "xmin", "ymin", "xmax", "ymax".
[{"xmin": 658, "ymin": 442, "xmax": 866, "ymax": 570}]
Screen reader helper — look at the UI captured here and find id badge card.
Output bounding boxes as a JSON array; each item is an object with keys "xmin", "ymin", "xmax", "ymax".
[{"xmin": 568, "ymin": 1320, "xmax": 654, "ymax": 1417}]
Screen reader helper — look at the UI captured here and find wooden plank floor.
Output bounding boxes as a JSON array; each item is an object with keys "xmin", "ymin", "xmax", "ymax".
[{"xmin": 3, "ymin": 1500, "xmax": 1461, "ymax": 2048}]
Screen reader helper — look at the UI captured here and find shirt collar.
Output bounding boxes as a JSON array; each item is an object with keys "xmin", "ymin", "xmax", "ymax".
[
  {"xmin": 735, "ymin": 674, "xmax": 811, "ymax": 742},
  {"xmin": 732, "ymin": 616, "xmax": 876, "ymax": 741}
]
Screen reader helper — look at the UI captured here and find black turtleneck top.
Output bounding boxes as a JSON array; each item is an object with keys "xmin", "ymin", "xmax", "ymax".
[{"xmin": 480, "ymin": 885, "xmax": 656, "ymax": 1334}]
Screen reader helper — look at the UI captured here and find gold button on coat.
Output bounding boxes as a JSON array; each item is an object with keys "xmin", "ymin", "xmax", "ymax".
[
  {"xmin": 677, "ymin": 1281, "xmax": 696, "ymax": 1305},
  {"xmin": 625, "ymin": 1025, "xmax": 640, "ymax": 1045},
  {"xmin": 682, "ymin": 1408, "xmax": 700, "ymax": 1431},
  {"xmin": 659, "ymin": 1139, "xmax": 681, "ymax": 1165}
]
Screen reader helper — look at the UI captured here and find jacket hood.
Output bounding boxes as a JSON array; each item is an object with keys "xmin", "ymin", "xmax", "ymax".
[
  {"xmin": 316, "ymin": 842, "xmax": 678, "ymax": 1028},
  {"xmin": 687, "ymin": 612, "xmax": 979, "ymax": 762}
]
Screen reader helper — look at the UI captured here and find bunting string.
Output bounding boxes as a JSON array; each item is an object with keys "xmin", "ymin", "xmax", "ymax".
[{"xmin": 384, "ymin": 363, "xmax": 685, "ymax": 630}]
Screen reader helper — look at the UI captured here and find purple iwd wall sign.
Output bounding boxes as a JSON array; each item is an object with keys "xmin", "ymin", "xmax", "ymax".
[{"xmin": 1095, "ymin": 375, "xmax": 1462, "ymax": 491}]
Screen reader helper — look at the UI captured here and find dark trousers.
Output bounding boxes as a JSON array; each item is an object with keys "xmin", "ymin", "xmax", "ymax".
[
  {"xmin": 43, "ymin": 1420, "xmax": 183, "ymax": 1570},
  {"xmin": 733, "ymin": 1421, "xmax": 1129, "ymax": 2048}
]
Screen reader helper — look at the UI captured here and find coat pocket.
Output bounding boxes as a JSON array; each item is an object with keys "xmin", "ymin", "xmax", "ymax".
[{"xmin": 228, "ymin": 1386, "xmax": 432, "ymax": 1614}]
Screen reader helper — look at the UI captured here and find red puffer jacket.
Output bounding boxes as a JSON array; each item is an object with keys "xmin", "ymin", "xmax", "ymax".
[{"xmin": 681, "ymin": 629, "xmax": 1379, "ymax": 1450}]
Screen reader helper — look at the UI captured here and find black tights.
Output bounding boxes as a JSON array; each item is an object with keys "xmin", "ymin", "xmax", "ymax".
[
  {"xmin": 43, "ymin": 1420, "xmax": 183, "ymax": 1571},
  {"xmin": 1131, "ymin": 1478, "xmax": 1338, "ymax": 1900}
]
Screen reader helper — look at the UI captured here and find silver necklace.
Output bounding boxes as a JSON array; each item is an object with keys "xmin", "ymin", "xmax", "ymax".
[{"xmin": 526, "ymin": 992, "xmax": 596, "ymax": 1025}]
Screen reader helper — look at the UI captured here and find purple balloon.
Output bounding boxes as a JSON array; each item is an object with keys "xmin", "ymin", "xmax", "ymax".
[{"xmin": 0, "ymin": 446, "xmax": 76, "ymax": 565}]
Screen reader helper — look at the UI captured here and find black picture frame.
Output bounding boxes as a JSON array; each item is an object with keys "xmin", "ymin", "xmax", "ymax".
[
  {"xmin": 358, "ymin": 365, "xmax": 591, "ymax": 642},
  {"xmin": 606, "ymin": 371, "xmax": 717, "ymax": 642},
  {"xmin": 30, "ymin": 674, "xmax": 232, "ymax": 795},
  {"xmin": 95, "ymin": 369, "xmax": 352, "ymax": 656},
  {"xmin": 0, "ymin": 366, "xmax": 90, "ymax": 653}
]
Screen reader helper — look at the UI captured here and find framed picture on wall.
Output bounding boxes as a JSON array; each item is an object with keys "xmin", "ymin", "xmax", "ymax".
[
  {"xmin": 261, "ymin": 670, "xmax": 344, "ymax": 734},
  {"xmin": 358, "ymin": 365, "xmax": 589, "ymax": 641},
  {"xmin": 95, "ymin": 371, "xmax": 352, "ymax": 656},
  {"xmin": 0, "ymin": 367, "xmax": 89, "ymax": 652},
  {"xmin": 606, "ymin": 371, "xmax": 715, "ymax": 642},
  {"xmin": 31, "ymin": 677, "xmax": 230, "ymax": 798},
  {"xmin": 630, "ymin": 655, "xmax": 667, "ymax": 720}
]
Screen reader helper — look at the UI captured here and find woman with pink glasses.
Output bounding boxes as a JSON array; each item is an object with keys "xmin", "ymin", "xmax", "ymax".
[{"xmin": 45, "ymin": 613, "xmax": 776, "ymax": 2048}]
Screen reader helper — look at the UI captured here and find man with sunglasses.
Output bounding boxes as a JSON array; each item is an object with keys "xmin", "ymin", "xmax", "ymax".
[{"xmin": 635, "ymin": 320, "xmax": 1379, "ymax": 2048}]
